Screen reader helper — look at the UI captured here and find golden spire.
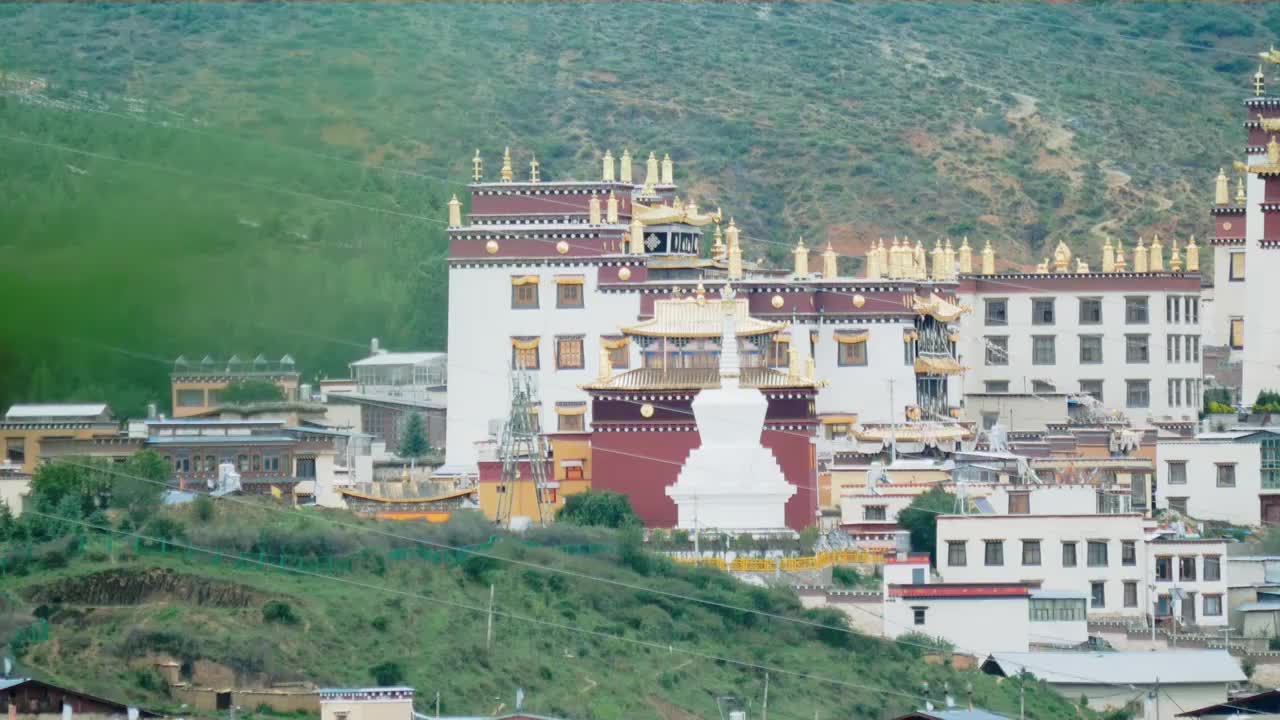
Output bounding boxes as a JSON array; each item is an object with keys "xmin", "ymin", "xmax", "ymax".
[
  {"xmin": 942, "ymin": 237, "xmax": 956, "ymax": 280},
  {"xmin": 787, "ymin": 346, "xmax": 803, "ymax": 382},
  {"xmin": 712, "ymin": 223, "xmax": 725, "ymax": 261},
  {"xmin": 1053, "ymin": 240, "xmax": 1071, "ymax": 273},
  {"xmin": 1237, "ymin": 174, "xmax": 1247, "ymax": 205},
  {"xmin": 913, "ymin": 239, "xmax": 926, "ymax": 280},
  {"xmin": 1102, "ymin": 236, "xmax": 1115, "ymax": 273},
  {"xmin": 727, "ymin": 219, "xmax": 743, "ymax": 280},
  {"xmin": 597, "ymin": 347, "xmax": 613, "ymax": 383},
  {"xmin": 981, "ymin": 238, "xmax": 994, "ymax": 275},
  {"xmin": 588, "ymin": 194, "xmax": 602, "ymax": 225},
  {"xmin": 529, "ymin": 153, "xmax": 541, "ymax": 183},
  {"xmin": 793, "ymin": 237, "xmax": 810, "ymax": 277},
  {"xmin": 930, "ymin": 238, "xmax": 943, "ymax": 281},
  {"xmin": 958, "ymin": 236, "xmax": 973, "ymax": 275},
  {"xmin": 1169, "ymin": 237, "xmax": 1183, "ymax": 273},
  {"xmin": 1133, "ymin": 236, "xmax": 1148, "ymax": 273},
  {"xmin": 1185, "ymin": 235, "xmax": 1200, "ymax": 272},
  {"xmin": 606, "ymin": 190, "xmax": 619, "ymax": 223},
  {"xmin": 472, "ymin": 149, "xmax": 483, "ymax": 182},
  {"xmin": 661, "ymin": 153, "xmax": 674, "ymax": 185},
  {"xmin": 1215, "ymin": 168, "xmax": 1230, "ymax": 206},
  {"xmin": 620, "ymin": 149, "xmax": 633, "ymax": 184},
  {"xmin": 644, "ymin": 152, "xmax": 660, "ymax": 194},
  {"xmin": 602, "ymin": 150, "xmax": 615, "ymax": 182},
  {"xmin": 629, "ymin": 216, "xmax": 645, "ymax": 254},
  {"xmin": 500, "ymin": 146, "xmax": 514, "ymax": 182},
  {"xmin": 866, "ymin": 238, "xmax": 882, "ymax": 279},
  {"xmin": 1114, "ymin": 241, "xmax": 1127, "ymax": 272},
  {"xmin": 1269, "ymin": 136, "xmax": 1280, "ymax": 165},
  {"xmin": 1149, "ymin": 233, "xmax": 1164, "ymax": 272},
  {"xmin": 447, "ymin": 193, "xmax": 462, "ymax": 227},
  {"xmin": 823, "ymin": 241, "xmax": 838, "ymax": 279},
  {"xmin": 1256, "ymin": 65, "xmax": 1267, "ymax": 97}
]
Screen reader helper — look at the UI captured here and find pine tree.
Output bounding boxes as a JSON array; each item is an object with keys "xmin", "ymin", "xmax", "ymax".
[{"xmin": 399, "ymin": 412, "xmax": 430, "ymax": 470}]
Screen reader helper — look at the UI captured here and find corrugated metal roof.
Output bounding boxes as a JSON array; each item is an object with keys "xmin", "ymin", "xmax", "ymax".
[
  {"xmin": 350, "ymin": 352, "xmax": 445, "ymax": 367},
  {"xmin": 621, "ymin": 297, "xmax": 783, "ymax": 338},
  {"xmin": 1030, "ymin": 589, "xmax": 1088, "ymax": 600},
  {"xmin": 5, "ymin": 403, "xmax": 109, "ymax": 419},
  {"xmin": 986, "ymin": 650, "xmax": 1245, "ymax": 684},
  {"xmin": 1237, "ymin": 602, "xmax": 1280, "ymax": 613},
  {"xmin": 146, "ymin": 435, "xmax": 298, "ymax": 444},
  {"xmin": 0, "ymin": 678, "xmax": 27, "ymax": 691}
]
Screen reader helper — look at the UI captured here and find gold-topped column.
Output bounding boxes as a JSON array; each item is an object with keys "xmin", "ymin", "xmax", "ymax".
[
  {"xmin": 1102, "ymin": 237, "xmax": 1115, "ymax": 273},
  {"xmin": 588, "ymin": 194, "xmax": 602, "ymax": 225},
  {"xmin": 1133, "ymin": 237, "xmax": 1148, "ymax": 273},
  {"xmin": 629, "ymin": 217, "xmax": 645, "ymax": 254},
  {"xmin": 606, "ymin": 191, "xmax": 619, "ymax": 223},
  {"xmin": 727, "ymin": 219, "xmax": 743, "ymax": 279},
  {"xmin": 930, "ymin": 239, "xmax": 944, "ymax": 281},
  {"xmin": 472, "ymin": 149, "xmax": 483, "ymax": 182},
  {"xmin": 981, "ymin": 239, "xmax": 995, "ymax": 275},
  {"xmin": 602, "ymin": 150, "xmax": 615, "ymax": 182},
  {"xmin": 1149, "ymin": 234, "xmax": 1165, "ymax": 272},
  {"xmin": 942, "ymin": 238, "xmax": 956, "ymax": 280},
  {"xmin": 823, "ymin": 242, "xmax": 838, "ymax": 279},
  {"xmin": 793, "ymin": 238, "xmax": 810, "ymax": 277},
  {"xmin": 958, "ymin": 237, "xmax": 973, "ymax": 275},
  {"xmin": 500, "ymin": 147, "xmax": 514, "ymax": 182},
  {"xmin": 447, "ymin": 194, "xmax": 462, "ymax": 227},
  {"xmin": 1185, "ymin": 235, "xmax": 1200, "ymax": 272},
  {"xmin": 1215, "ymin": 168, "xmax": 1230, "ymax": 205},
  {"xmin": 661, "ymin": 153, "xmax": 674, "ymax": 185},
  {"xmin": 620, "ymin": 149, "xmax": 633, "ymax": 184}
]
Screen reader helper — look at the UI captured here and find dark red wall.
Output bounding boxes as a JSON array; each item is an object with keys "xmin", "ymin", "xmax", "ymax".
[
  {"xmin": 1265, "ymin": 210, "xmax": 1280, "ymax": 241},
  {"xmin": 1267, "ymin": 177, "xmax": 1280, "ymax": 203},
  {"xmin": 1217, "ymin": 214, "xmax": 1245, "ymax": 239},
  {"xmin": 469, "ymin": 186, "xmax": 634, "ymax": 217}
]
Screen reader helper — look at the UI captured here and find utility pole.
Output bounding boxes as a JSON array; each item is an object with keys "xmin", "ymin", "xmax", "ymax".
[
  {"xmin": 888, "ymin": 379, "xmax": 897, "ymax": 464},
  {"xmin": 435, "ymin": 692, "xmax": 441, "ymax": 719},
  {"xmin": 1018, "ymin": 680, "xmax": 1024, "ymax": 720},
  {"xmin": 486, "ymin": 583, "xmax": 496, "ymax": 651},
  {"xmin": 762, "ymin": 673, "xmax": 769, "ymax": 720}
]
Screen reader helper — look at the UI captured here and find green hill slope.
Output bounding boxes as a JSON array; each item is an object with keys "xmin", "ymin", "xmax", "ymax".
[
  {"xmin": 1, "ymin": 3, "xmax": 1277, "ymax": 412},
  {"xmin": 0, "ymin": 504, "xmax": 1083, "ymax": 720}
]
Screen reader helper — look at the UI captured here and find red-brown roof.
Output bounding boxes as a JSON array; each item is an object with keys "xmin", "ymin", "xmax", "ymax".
[{"xmin": 888, "ymin": 583, "xmax": 1031, "ymax": 599}]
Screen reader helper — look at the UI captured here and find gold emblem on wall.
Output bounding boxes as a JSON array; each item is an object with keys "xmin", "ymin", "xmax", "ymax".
[
  {"xmin": 852, "ymin": 294, "xmax": 866, "ymax": 308},
  {"xmin": 556, "ymin": 241, "xmax": 569, "ymax": 254},
  {"xmin": 771, "ymin": 294, "xmax": 785, "ymax": 309},
  {"xmin": 618, "ymin": 267, "xmax": 632, "ymax": 281},
  {"xmin": 1223, "ymin": 222, "xmax": 1233, "ymax": 231},
  {"xmin": 640, "ymin": 403, "xmax": 655, "ymax": 418},
  {"xmin": 485, "ymin": 240, "xmax": 499, "ymax": 254}
]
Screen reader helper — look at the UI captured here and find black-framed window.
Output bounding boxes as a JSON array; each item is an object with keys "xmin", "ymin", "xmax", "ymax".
[
  {"xmin": 985, "ymin": 298, "xmax": 1008, "ymax": 326},
  {"xmin": 1032, "ymin": 298, "xmax": 1055, "ymax": 325},
  {"xmin": 1079, "ymin": 297, "xmax": 1102, "ymax": 324},
  {"xmin": 1079, "ymin": 335, "xmax": 1103, "ymax": 364}
]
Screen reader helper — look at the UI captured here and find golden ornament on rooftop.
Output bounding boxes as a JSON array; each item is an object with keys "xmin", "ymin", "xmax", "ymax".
[
  {"xmin": 639, "ymin": 403, "xmax": 655, "ymax": 418},
  {"xmin": 618, "ymin": 267, "xmax": 632, "ymax": 281},
  {"xmin": 556, "ymin": 240, "xmax": 569, "ymax": 254},
  {"xmin": 485, "ymin": 240, "xmax": 499, "ymax": 254},
  {"xmin": 852, "ymin": 294, "xmax": 866, "ymax": 308},
  {"xmin": 771, "ymin": 294, "xmax": 785, "ymax": 309}
]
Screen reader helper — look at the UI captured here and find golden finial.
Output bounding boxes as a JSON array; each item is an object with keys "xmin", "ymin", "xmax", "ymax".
[
  {"xmin": 588, "ymin": 194, "xmax": 602, "ymax": 225},
  {"xmin": 447, "ymin": 193, "xmax": 462, "ymax": 227},
  {"xmin": 1261, "ymin": 46, "xmax": 1280, "ymax": 65},
  {"xmin": 598, "ymin": 347, "xmax": 613, "ymax": 383},
  {"xmin": 930, "ymin": 238, "xmax": 943, "ymax": 281},
  {"xmin": 661, "ymin": 153, "xmax": 674, "ymax": 185},
  {"xmin": 958, "ymin": 236, "xmax": 973, "ymax": 275},
  {"xmin": 793, "ymin": 236, "xmax": 809, "ymax": 277},
  {"xmin": 606, "ymin": 190, "xmax": 619, "ymax": 223},
  {"xmin": 1256, "ymin": 65, "xmax": 1267, "ymax": 97},
  {"xmin": 1076, "ymin": 258, "xmax": 1089, "ymax": 273},
  {"xmin": 1134, "ymin": 236, "xmax": 1148, "ymax": 273},
  {"xmin": 1053, "ymin": 239, "xmax": 1071, "ymax": 273},
  {"xmin": 1269, "ymin": 136, "xmax": 1280, "ymax": 165},
  {"xmin": 823, "ymin": 241, "xmax": 838, "ymax": 279},
  {"xmin": 620, "ymin": 149, "xmax": 633, "ymax": 184},
  {"xmin": 1185, "ymin": 235, "xmax": 1200, "ymax": 272},
  {"xmin": 1237, "ymin": 174, "xmax": 1247, "ymax": 205},
  {"xmin": 1114, "ymin": 241, "xmax": 1127, "ymax": 272},
  {"xmin": 472, "ymin": 149, "xmax": 483, "ymax": 182},
  {"xmin": 1169, "ymin": 237, "xmax": 1183, "ymax": 272},
  {"xmin": 1102, "ymin": 236, "xmax": 1115, "ymax": 273},
  {"xmin": 912, "ymin": 239, "xmax": 926, "ymax": 280},
  {"xmin": 866, "ymin": 238, "xmax": 881, "ymax": 279},
  {"xmin": 629, "ymin": 217, "xmax": 645, "ymax": 255},
  {"xmin": 942, "ymin": 237, "xmax": 956, "ymax": 280},
  {"xmin": 602, "ymin": 150, "xmax": 615, "ymax": 182},
  {"xmin": 529, "ymin": 153, "xmax": 541, "ymax": 183},
  {"xmin": 695, "ymin": 282, "xmax": 706, "ymax": 304},
  {"xmin": 981, "ymin": 238, "xmax": 995, "ymax": 275},
  {"xmin": 712, "ymin": 223, "xmax": 725, "ymax": 261},
  {"xmin": 500, "ymin": 146, "xmax": 513, "ymax": 182},
  {"xmin": 1215, "ymin": 168, "xmax": 1230, "ymax": 206},
  {"xmin": 1151, "ymin": 233, "xmax": 1166, "ymax": 271},
  {"xmin": 644, "ymin": 152, "xmax": 659, "ymax": 194},
  {"xmin": 727, "ymin": 219, "xmax": 743, "ymax": 279}
]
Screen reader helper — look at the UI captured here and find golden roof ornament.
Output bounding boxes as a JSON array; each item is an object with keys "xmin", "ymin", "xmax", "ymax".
[
  {"xmin": 958, "ymin": 236, "xmax": 973, "ymax": 275},
  {"xmin": 661, "ymin": 153, "xmax": 674, "ymax": 185},
  {"xmin": 712, "ymin": 224, "xmax": 725, "ymax": 260},
  {"xmin": 1149, "ymin": 234, "xmax": 1164, "ymax": 272},
  {"xmin": 1169, "ymin": 237, "xmax": 1183, "ymax": 272},
  {"xmin": 1076, "ymin": 258, "xmax": 1090, "ymax": 273},
  {"xmin": 727, "ymin": 219, "xmax": 743, "ymax": 280},
  {"xmin": 942, "ymin": 237, "xmax": 956, "ymax": 280},
  {"xmin": 620, "ymin": 149, "xmax": 633, "ymax": 184},
  {"xmin": 1102, "ymin": 236, "xmax": 1115, "ymax": 273},
  {"xmin": 588, "ymin": 194, "xmax": 602, "ymax": 225},
  {"xmin": 606, "ymin": 190, "xmax": 619, "ymax": 223},
  {"xmin": 500, "ymin": 146, "xmax": 514, "ymax": 182},
  {"xmin": 1257, "ymin": 65, "xmax": 1268, "ymax": 97},
  {"xmin": 1215, "ymin": 168, "xmax": 1230, "ymax": 206},
  {"xmin": 1269, "ymin": 136, "xmax": 1280, "ymax": 165},
  {"xmin": 793, "ymin": 237, "xmax": 809, "ymax": 277},
  {"xmin": 598, "ymin": 348, "xmax": 613, "ymax": 383},
  {"xmin": 447, "ymin": 193, "xmax": 462, "ymax": 227},
  {"xmin": 1053, "ymin": 240, "xmax": 1071, "ymax": 273},
  {"xmin": 472, "ymin": 149, "xmax": 483, "ymax": 182},
  {"xmin": 913, "ymin": 239, "xmax": 926, "ymax": 280},
  {"xmin": 602, "ymin": 150, "xmax": 615, "ymax": 182},
  {"xmin": 529, "ymin": 153, "xmax": 541, "ymax": 183},
  {"xmin": 1036, "ymin": 258, "xmax": 1049, "ymax": 274},
  {"xmin": 1237, "ymin": 175, "xmax": 1247, "ymax": 205},
  {"xmin": 930, "ymin": 239, "xmax": 944, "ymax": 281},
  {"xmin": 695, "ymin": 282, "xmax": 706, "ymax": 304},
  {"xmin": 629, "ymin": 217, "xmax": 645, "ymax": 255},
  {"xmin": 1114, "ymin": 241, "xmax": 1127, "ymax": 272},
  {"xmin": 1261, "ymin": 46, "xmax": 1280, "ymax": 65},
  {"xmin": 1185, "ymin": 235, "xmax": 1200, "ymax": 272},
  {"xmin": 643, "ymin": 152, "xmax": 659, "ymax": 195},
  {"xmin": 981, "ymin": 238, "xmax": 995, "ymax": 275},
  {"xmin": 865, "ymin": 238, "xmax": 881, "ymax": 279},
  {"xmin": 1133, "ymin": 236, "xmax": 1148, "ymax": 273},
  {"xmin": 823, "ymin": 241, "xmax": 838, "ymax": 279}
]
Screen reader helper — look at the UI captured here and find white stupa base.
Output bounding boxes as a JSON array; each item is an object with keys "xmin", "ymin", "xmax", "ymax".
[{"xmin": 666, "ymin": 448, "xmax": 796, "ymax": 531}]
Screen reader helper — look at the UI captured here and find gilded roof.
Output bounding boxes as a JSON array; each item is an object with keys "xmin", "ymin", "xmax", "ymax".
[
  {"xmin": 581, "ymin": 367, "xmax": 818, "ymax": 390},
  {"xmin": 621, "ymin": 297, "xmax": 784, "ymax": 338}
]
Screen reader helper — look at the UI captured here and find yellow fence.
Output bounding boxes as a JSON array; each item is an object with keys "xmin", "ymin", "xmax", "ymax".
[{"xmin": 670, "ymin": 548, "xmax": 888, "ymax": 574}]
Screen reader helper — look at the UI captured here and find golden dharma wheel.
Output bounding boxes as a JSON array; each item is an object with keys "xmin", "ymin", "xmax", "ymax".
[
  {"xmin": 556, "ymin": 240, "xmax": 570, "ymax": 254},
  {"xmin": 852, "ymin": 294, "xmax": 866, "ymax": 308},
  {"xmin": 618, "ymin": 267, "xmax": 632, "ymax": 281},
  {"xmin": 771, "ymin": 294, "xmax": 785, "ymax": 309},
  {"xmin": 485, "ymin": 240, "xmax": 499, "ymax": 254},
  {"xmin": 640, "ymin": 403, "xmax": 655, "ymax": 418}
]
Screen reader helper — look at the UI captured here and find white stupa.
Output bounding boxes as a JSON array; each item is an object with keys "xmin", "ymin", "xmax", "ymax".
[{"xmin": 665, "ymin": 284, "xmax": 797, "ymax": 532}]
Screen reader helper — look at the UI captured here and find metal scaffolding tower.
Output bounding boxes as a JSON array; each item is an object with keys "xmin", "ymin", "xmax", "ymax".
[{"xmin": 495, "ymin": 368, "xmax": 553, "ymax": 526}]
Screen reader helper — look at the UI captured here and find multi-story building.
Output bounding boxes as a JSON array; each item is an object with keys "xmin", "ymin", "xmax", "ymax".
[
  {"xmin": 1155, "ymin": 427, "xmax": 1280, "ymax": 525},
  {"xmin": 956, "ymin": 239, "xmax": 1204, "ymax": 424},
  {"xmin": 936, "ymin": 513, "xmax": 1228, "ymax": 628},
  {"xmin": 348, "ymin": 339, "xmax": 447, "ymax": 403},
  {"xmin": 444, "ymin": 148, "xmax": 970, "ymax": 472},
  {"xmin": 0, "ymin": 403, "xmax": 119, "ymax": 474},
  {"xmin": 170, "ymin": 355, "xmax": 300, "ymax": 418}
]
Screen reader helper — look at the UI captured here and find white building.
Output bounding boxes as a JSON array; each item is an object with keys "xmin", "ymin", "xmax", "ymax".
[
  {"xmin": 983, "ymin": 651, "xmax": 1245, "ymax": 720},
  {"xmin": 1147, "ymin": 536, "xmax": 1229, "ymax": 628},
  {"xmin": 349, "ymin": 339, "xmax": 447, "ymax": 403},
  {"xmin": 956, "ymin": 246, "xmax": 1204, "ymax": 424},
  {"xmin": 1155, "ymin": 428, "xmax": 1280, "ymax": 526}
]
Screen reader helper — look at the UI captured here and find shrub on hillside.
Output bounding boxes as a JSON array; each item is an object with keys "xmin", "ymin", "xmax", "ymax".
[
  {"xmin": 369, "ymin": 661, "xmax": 404, "ymax": 687},
  {"xmin": 556, "ymin": 490, "xmax": 640, "ymax": 529},
  {"xmin": 262, "ymin": 600, "xmax": 299, "ymax": 625}
]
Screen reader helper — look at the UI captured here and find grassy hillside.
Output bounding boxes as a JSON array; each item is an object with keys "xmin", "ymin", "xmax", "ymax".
[
  {"xmin": 0, "ymin": 503, "xmax": 1084, "ymax": 720},
  {"xmin": 1, "ymin": 3, "xmax": 1278, "ymax": 413}
]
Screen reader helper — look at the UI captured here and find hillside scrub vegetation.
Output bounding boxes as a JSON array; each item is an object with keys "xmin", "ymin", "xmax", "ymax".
[{"xmin": 2, "ymin": 3, "xmax": 1279, "ymax": 413}]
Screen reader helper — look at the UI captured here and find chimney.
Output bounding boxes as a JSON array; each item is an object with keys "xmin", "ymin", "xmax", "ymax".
[
  {"xmin": 146, "ymin": 403, "xmax": 158, "ymax": 420},
  {"xmin": 371, "ymin": 337, "xmax": 381, "ymax": 355}
]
